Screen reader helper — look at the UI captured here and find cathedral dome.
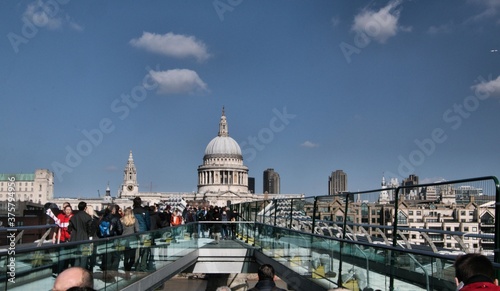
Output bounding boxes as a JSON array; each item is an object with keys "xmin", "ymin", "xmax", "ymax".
[{"xmin": 204, "ymin": 136, "xmax": 242, "ymax": 157}]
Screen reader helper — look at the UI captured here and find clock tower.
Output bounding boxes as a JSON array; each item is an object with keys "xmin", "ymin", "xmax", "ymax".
[{"xmin": 119, "ymin": 150, "xmax": 138, "ymax": 197}]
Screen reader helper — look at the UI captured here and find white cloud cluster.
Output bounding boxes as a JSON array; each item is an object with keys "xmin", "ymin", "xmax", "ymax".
[
  {"xmin": 23, "ymin": 1, "xmax": 83, "ymax": 31},
  {"xmin": 301, "ymin": 141, "xmax": 320, "ymax": 148},
  {"xmin": 471, "ymin": 75, "xmax": 500, "ymax": 97},
  {"xmin": 427, "ymin": 22, "xmax": 453, "ymax": 35},
  {"xmin": 130, "ymin": 32, "xmax": 210, "ymax": 62},
  {"xmin": 467, "ymin": 0, "xmax": 500, "ymax": 22},
  {"xmin": 351, "ymin": 0, "xmax": 410, "ymax": 44},
  {"xmin": 149, "ymin": 69, "xmax": 209, "ymax": 95}
]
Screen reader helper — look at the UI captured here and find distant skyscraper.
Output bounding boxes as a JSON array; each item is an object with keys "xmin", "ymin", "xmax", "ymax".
[
  {"xmin": 263, "ymin": 169, "xmax": 280, "ymax": 194},
  {"xmin": 248, "ymin": 177, "xmax": 255, "ymax": 193},
  {"xmin": 328, "ymin": 170, "xmax": 347, "ymax": 195},
  {"xmin": 402, "ymin": 174, "xmax": 419, "ymax": 195}
]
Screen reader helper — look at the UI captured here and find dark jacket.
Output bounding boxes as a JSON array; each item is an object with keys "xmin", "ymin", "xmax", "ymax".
[
  {"xmin": 133, "ymin": 206, "xmax": 151, "ymax": 232},
  {"xmin": 248, "ymin": 279, "xmax": 286, "ymax": 291},
  {"xmin": 68, "ymin": 210, "xmax": 92, "ymax": 242},
  {"xmin": 149, "ymin": 211, "xmax": 162, "ymax": 230},
  {"xmin": 211, "ymin": 209, "xmax": 222, "ymax": 233}
]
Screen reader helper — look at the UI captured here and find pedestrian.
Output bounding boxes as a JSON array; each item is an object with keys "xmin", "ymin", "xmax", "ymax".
[
  {"xmin": 133, "ymin": 197, "xmax": 151, "ymax": 272},
  {"xmin": 84, "ymin": 205, "xmax": 99, "ymax": 270},
  {"xmin": 197, "ymin": 206, "xmax": 207, "ymax": 238},
  {"xmin": 99, "ymin": 204, "xmax": 123, "ymax": 281},
  {"xmin": 52, "ymin": 266, "xmax": 94, "ymax": 291},
  {"xmin": 211, "ymin": 207, "xmax": 222, "ymax": 244},
  {"xmin": 248, "ymin": 264, "xmax": 286, "ymax": 291},
  {"xmin": 454, "ymin": 253, "xmax": 500, "ymax": 290},
  {"xmin": 53, "ymin": 204, "xmax": 73, "ymax": 275},
  {"xmin": 171, "ymin": 208, "xmax": 182, "ymax": 242},
  {"xmin": 120, "ymin": 207, "xmax": 138, "ymax": 279},
  {"xmin": 69, "ymin": 201, "xmax": 93, "ymax": 268}
]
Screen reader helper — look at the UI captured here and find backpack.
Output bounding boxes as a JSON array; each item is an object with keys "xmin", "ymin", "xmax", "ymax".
[
  {"xmin": 98, "ymin": 218, "xmax": 113, "ymax": 238},
  {"xmin": 197, "ymin": 211, "xmax": 206, "ymax": 221}
]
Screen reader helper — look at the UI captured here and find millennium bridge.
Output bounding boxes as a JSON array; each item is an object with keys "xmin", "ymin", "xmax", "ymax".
[{"xmin": 1, "ymin": 176, "xmax": 499, "ymax": 290}]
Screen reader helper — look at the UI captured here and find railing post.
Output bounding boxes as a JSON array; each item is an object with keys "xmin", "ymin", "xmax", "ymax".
[
  {"xmin": 494, "ymin": 177, "xmax": 500, "ymax": 278},
  {"xmin": 337, "ymin": 193, "xmax": 350, "ymax": 287},
  {"xmin": 312, "ymin": 197, "xmax": 317, "ymax": 235},
  {"xmin": 273, "ymin": 199, "xmax": 277, "ymax": 227},
  {"xmin": 390, "ymin": 187, "xmax": 401, "ymax": 291},
  {"xmin": 289, "ymin": 199, "xmax": 294, "ymax": 229}
]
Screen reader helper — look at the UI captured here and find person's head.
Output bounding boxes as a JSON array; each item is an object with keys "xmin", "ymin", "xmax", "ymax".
[
  {"xmin": 121, "ymin": 207, "xmax": 136, "ymax": 226},
  {"xmin": 85, "ymin": 205, "xmax": 95, "ymax": 217},
  {"xmin": 133, "ymin": 197, "xmax": 142, "ymax": 208},
  {"xmin": 52, "ymin": 266, "xmax": 94, "ymax": 291},
  {"xmin": 454, "ymin": 253, "xmax": 498, "ymax": 287},
  {"xmin": 257, "ymin": 264, "xmax": 277, "ymax": 281},
  {"xmin": 62, "ymin": 202, "xmax": 71, "ymax": 209},
  {"xmin": 78, "ymin": 201, "xmax": 87, "ymax": 211},
  {"xmin": 64, "ymin": 205, "xmax": 73, "ymax": 216}
]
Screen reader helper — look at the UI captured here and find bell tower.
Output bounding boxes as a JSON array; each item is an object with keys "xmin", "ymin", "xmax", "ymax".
[{"xmin": 119, "ymin": 150, "xmax": 138, "ymax": 197}]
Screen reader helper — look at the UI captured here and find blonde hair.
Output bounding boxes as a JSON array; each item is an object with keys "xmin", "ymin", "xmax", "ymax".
[
  {"xmin": 85, "ymin": 205, "xmax": 97, "ymax": 218},
  {"xmin": 121, "ymin": 208, "xmax": 136, "ymax": 227}
]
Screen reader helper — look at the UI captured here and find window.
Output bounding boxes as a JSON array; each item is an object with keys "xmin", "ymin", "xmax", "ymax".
[
  {"xmin": 409, "ymin": 211, "xmax": 413, "ymax": 215},
  {"xmin": 417, "ymin": 211, "xmax": 421, "ymax": 215},
  {"xmin": 464, "ymin": 227, "xmax": 469, "ymax": 232},
  {"xmin": 472, "ymin": 227, "xmax": 477, "ymax": 231},
  {"xmin": 397, "ymin": 211, "xmax": 407, "ymax": 224}
]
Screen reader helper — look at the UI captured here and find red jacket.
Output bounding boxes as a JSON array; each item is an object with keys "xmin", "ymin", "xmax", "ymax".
[
  {"xmin": 57, "ymin": 213, "xmax": 72, "ymax": 242},
  {"xmin": 461, "ymin": 282, "xmax": 500, "ymax": 291}
]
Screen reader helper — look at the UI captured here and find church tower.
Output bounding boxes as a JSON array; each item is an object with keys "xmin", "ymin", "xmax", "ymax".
[
  {"xmin": 379, "ymin": 175, "xmax": 390, "ymax": 204},
  {"xmin": 119, "ymin": 150, "xmax": 138, "ymax": 197}
]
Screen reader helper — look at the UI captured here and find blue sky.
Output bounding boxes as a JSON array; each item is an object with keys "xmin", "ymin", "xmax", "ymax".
[{"xmin": 1, "ymin": 0, "xmax": 499, "ymax": 199}]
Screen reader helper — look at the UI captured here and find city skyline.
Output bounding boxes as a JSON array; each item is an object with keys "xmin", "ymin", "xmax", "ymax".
[{"xmin": 1, "ymin": 1, "xmax": 499, "ymax": 198}]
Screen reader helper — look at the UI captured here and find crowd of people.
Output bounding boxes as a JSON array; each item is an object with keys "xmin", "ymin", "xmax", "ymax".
[{"xmin": 46, "ymin": 197, "xmax": 240, "ymax": 282}]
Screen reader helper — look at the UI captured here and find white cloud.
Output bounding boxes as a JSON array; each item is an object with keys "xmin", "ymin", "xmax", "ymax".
[
  {"xmin": 351, "ymin": 0, "xmax": 410, "ymax": 44},
  {"xmin": 149, "ymin": 69, "xmax": 209, "ymax": 95},
  {"xmin": 420, "ymin": 177, "xmax": 447, "ymax": 184},
  {"xmin": 331, "ymin": 16, "xmax": 340, "ymax": 27},
  {"xmin": 427, "ymin": 22, "xmax": 454, "ymax": 35},
  {"xmin": 105, "ymin": 165, "xmax": 118, "ymax": 172},
  {"xmin": 467, "ymin": 0, "xmax": 500, "ymax": 21},
  {"xmin": 300, "ymin": 141, "xmax": 320, "ymax": 148},
  {"xmin": 471, "ymin": 75, "xmax": 500, "ymax": 97},
  {"xmin": 23, "ymin": 1, "xmax": 83, "ymax": 31},
  {"xmin": 130, "ymin": 32, "xmax": 210, "ymax": 62}
]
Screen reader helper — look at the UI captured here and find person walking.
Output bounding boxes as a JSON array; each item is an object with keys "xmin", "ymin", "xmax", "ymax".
[
  {"xmin": 53, "ymin": 204, "xmax": 73, "ymax": 276},
  {"xmin": 454, "ymin": 253, "xmax": 500, "ymax": 290},
  {"xmin": 84, "ymin": 205, "xmax": 99, "ymax": 271},
  {"xmin": 99, "ymin": 204, "xmax": 123, "ymax": 281},
  {"xmin": 211, "ymin": 207, "xmax": 222, "ymax": 244},
  {"xmin": 133, "ymin": 197, "xmax": 151, "ymax": 272},
  {"xmin": 120, "ymin": 207, "xmax": 139, "ymax": 279},
  {"xmin": 170, "ymin": 208, "xmax": 182, "ymax": 242},
  {"xmin": 69, "ymin": 201, "xmax": 93, "ymax": 269},
  {"xmin": 248, "ymin": 264, "xmax": 286, "ymax": 291}
]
